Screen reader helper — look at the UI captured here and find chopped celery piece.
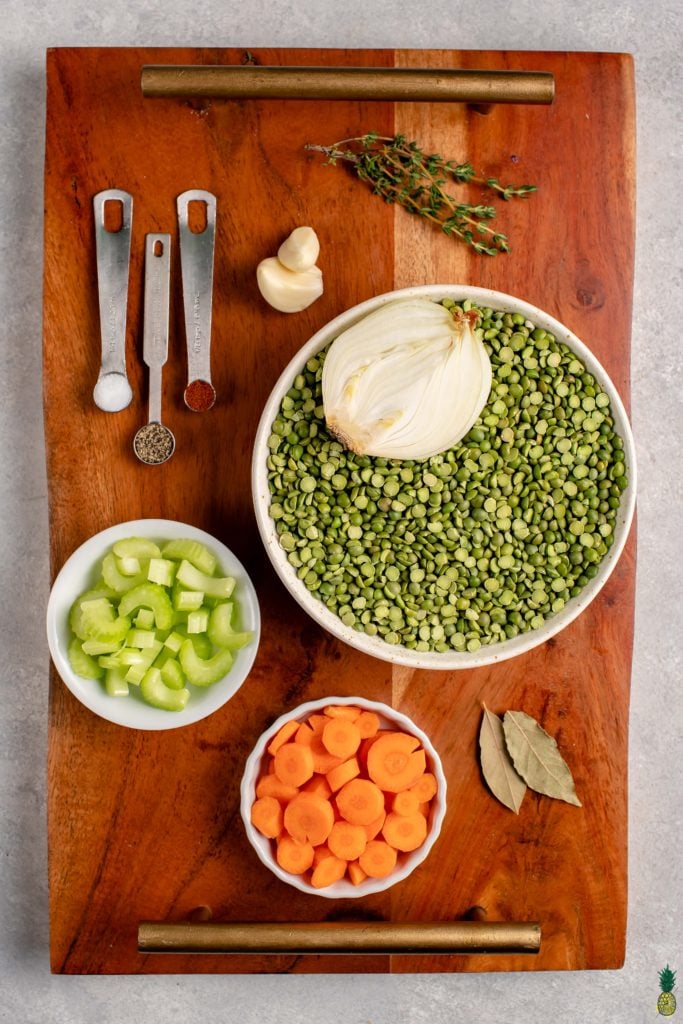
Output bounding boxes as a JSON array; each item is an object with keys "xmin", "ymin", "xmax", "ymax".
[
  {"xmin": 125, "ymin": 664, "xmax": 145, "ymax": 685},
  {"xmin": 81, "ymin": 638, "xmax": 125, "ymax": 656},
  {"xmin": 117, "ymin": 556, "xmax": 142, "ymax": 577},
  {"xmin": 140, "ymin": 667, "xmax": 190, "ymax": 711},
  {"xmin": 79, "ymin": 597, "xmax": 112, "ymax": 621},
  {"xmin": 164, "ymin": 631, "xmax": 184, "ymax": 654},
  {"xmin": 119, "ymin": 639, "xmax": 163, "ymax": 667},
  {"xmin": 101, "ymin": 553, "xmax": 146, "ymax": 593},
  {"xmin": 175, "ymin": 626, "xmax": 212, "ymax": 658},
  {"xmin": 113, "ymin": 537, "xmax": 162, "ymax": 560},
  {"xmin": 118, "ymin": 648, "xmax": 149, "ymax": 666},
  {"xmin": 79, "ymin": 599, "xmax": 131, "ymax": 644},
  {"xmin": 69, "ymin": 587, "xmax": 117, "ymax": 639},
  {"xmin": 218, "ymin": 631, "xmax": 253, "ymax": 653},
  {"xmin": 176, "ymin": 560, "xmax": 235, "ymax": 600},
  {"xmin": 68, "ymin": 637, "xmax": 104, "ymax": 680},
  {"xmin": 173, "ymin": 585, "xmax": 205, "ymax": 612},
  {"xmin": 135, "ymin": 608, "xmax": 155, "ymax": 630},
  {"xmin": 148, "ymin": 557, "xmax": 177, "ymax": 587},
  {"xmin": 161, "ymin": 539, "xmax": 217, "ymax": 576},
  {"xmin": 187, "ymin": 609, "xmax": 210, "ymax": 634},
  {"xmin": 160, "ymin": 658, "xmax": 186, "ymax": 691},
  {"xmin": 124, "ymin": 639, "xmax": 162, "ymax": 685},
  {"xmin": 179, "ymin": 639, "xmax": 233, "ymax": 687},
  {"xmin": 207, "ymin": 602, "xmax": 234, "ymax": 646},
  {"xmin": 118, "ymin": 583, "xmax": 173, "ymax": 630},
  {"xmin": 152, "ymin": 647, "xmax": 174, "ymax": 669},
  {"xmin": 126, "ymin": 628, "xmax": 157, "ymax": 649},
  {"xmin": 98, "ymin": 653, "xmax": 125, "ymax": 669},
  {"xmin": 105, "ymin": 667, "xmax": 129, "ymax": 697}
]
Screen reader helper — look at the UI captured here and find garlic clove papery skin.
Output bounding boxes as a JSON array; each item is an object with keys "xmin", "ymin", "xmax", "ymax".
[
  {"xmin": 322, "ymin": 298, "xmax": 492, "ymax": 460},
  {"xmin": 256, "ymin": 257, "xmax": 323, "ymax": 313},
  {"xmin": 277, "ymin": 226, "xmax": 320, "ymax": 272}
]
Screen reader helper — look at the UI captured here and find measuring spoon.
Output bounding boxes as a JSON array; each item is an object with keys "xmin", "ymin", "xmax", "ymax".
[
  {"xmin": 92, "ymin": 189, "xmax": 134, "ymax": 412},
  {"xmin": 177, "ymin": 189, "xmax": 217, "ymax": 411},
  {"xmin": 133, "ymin": 234, "xmax": 175, "ymax": 465}
]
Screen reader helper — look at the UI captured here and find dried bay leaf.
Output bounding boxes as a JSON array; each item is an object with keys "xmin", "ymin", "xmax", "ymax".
[
  {"xmin": 502, "ymin": 710, "xmax": 582, "ymax": 807},
  {"xmin": 479, "ymin": 704, "xmax": 527, "ymax": 813}
]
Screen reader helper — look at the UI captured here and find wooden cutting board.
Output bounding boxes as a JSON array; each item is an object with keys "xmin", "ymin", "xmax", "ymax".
[{"xmin": 43, "ymin": 47, "xmax": 635, "ymax": 974}]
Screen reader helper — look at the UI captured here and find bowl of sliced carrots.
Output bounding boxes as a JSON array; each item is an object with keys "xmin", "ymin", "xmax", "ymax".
[{"xmin": 240, "ymin": 695, "xmax": 447, "ymax": 898}]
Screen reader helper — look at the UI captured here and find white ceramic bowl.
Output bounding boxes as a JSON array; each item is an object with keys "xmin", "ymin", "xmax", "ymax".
[
  {"xmin": 252, "ymin": 284, "xmax": 636, "ymax": 670},
  {"xmin": 240, "ymin": 696, "xmax": 447, "ymax": 898},
  {"xmin": 46, "ymin": 518, "xmax": 260, "ymax": 730}
]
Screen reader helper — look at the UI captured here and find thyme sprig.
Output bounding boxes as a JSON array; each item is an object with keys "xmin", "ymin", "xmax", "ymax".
[{"xmin": 305, "ymin": 132, "xmax": 536, "ymax": 256}]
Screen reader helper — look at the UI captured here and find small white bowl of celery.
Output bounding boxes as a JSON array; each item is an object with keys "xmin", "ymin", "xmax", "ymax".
[{"xmin": 47, "ymin": 519, "xmax": 260, "ymax": 730}]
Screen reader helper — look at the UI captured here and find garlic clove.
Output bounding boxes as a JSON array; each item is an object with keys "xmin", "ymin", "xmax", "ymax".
[
  {"xmin": 322, "ymin": 298, "xmax": 492, "ymax": 460},
  {"xmin": 256, "ymin": 257, "xmax": 323, "ymax": 313},
  {"xmin": 277, "ymin": 226, "xmax": 320, "ymax": 273}
]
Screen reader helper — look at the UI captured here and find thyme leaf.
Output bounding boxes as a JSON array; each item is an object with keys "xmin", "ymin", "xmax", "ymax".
[{"xmin": 305, "ymin": 133, "xmax": 537, "ymax": 255}]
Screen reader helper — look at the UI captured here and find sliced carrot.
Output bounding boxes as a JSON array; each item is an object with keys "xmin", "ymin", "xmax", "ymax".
[
  {"xmin": 359, "ymin": 840, "xmax": 397, "ymax": 879},
  {"xmin": 294, "ymin": 721, "xmax": 315, "ymax": 745},
  {"xmin": 324, "ymin": 704, "xmax": 361, "ymax": 720},
  {"xmin": 336, "ymin": 778, "xmax": 385, "ymax": 826},
  {"xmin": 367, "ymin": 732, "xmax": 426, "ymax": 793},
  {"xmin": 409, "ymin": 772, "xmax": 438, "ymax": 803},
  {"xmin": 284, "ymin": 792, "xmax": 334, "ymax": 846},
  {"xmin": 326, "ymin": 756, "xmax": 360, "ymax": 793},
  {"xmin": 309, "ymin": 733, "xmax": 344, "ymax": 774},
  {"xmin": 392, "ymin": 789, "xmax": 420, "ymax": 817},
  {"xmin": 311, "ymin": 854, "xmax": 347, "ymax": 889},
  {"xmin": 256, "ymin": 774, "xmax": 299, "ymax": 803},
  {"xmin": 322, "ymin": 718, "xmax": 361, "ymax": 759},
  {"xmin": 357, "ymin": 734, "xmax": 381, "ymax": 770},
  {"xmin": 356, "ymin": 711, "xmax": 380, "ymax": 738},
  {"xmin": 347, "ymin": 861, "xmax": 368, "ymax": 886},
  {"xmin": 274, "ymin": 742, "xmax": 315, "ymax": 787},
  {"xmin": 267, "ymin": 757, "xmax": 276, "ymax": 774},
  {"xmin": 276, "ymin": 835, "xmax": 314, "ymax": 875},
  {"xmin": 312, "ymin": 843, "xmax": 335, "ymax": 867},
  {"xmin": 250, "ymin": 796, "xmax": 283, "ymax": 839},
  {"xmin": 303, "ymin": 774, "xmax": 332, "ymax": 800},
  {"xmin": 362, "ymin": 810, "xmax": 386, "ymax": 841},
  {"xmin": 418, "ymin": 802, "xmax": 431, "ymax": 817},
  {"xmin": 328, "ymin": 821, "xmax": 367, "ymax": 861},
  {"xmin": 382, "ymin": 811, "xmax": 428, "ymax": 852},
  {"xmin": 267, "ymin": 718, "xmax": 300, "ymax": 756},
  {"xmin": 308, "ymin": 713, "xmax": 329, "ymax": 733}
]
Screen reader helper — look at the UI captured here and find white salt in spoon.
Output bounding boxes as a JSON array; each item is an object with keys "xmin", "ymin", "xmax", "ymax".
[{"xmin": 92, "ymin": 189, "xmax": 134, "ymax": 412}]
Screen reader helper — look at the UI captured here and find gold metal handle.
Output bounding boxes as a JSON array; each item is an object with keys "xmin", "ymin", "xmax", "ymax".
[
  {"xmin": 138, "ymin": 920, "xmax": 541, "ymax": 955},
  {"xmin": 141, "ymin": 65, "xmax": 554, "ymax": 105}
]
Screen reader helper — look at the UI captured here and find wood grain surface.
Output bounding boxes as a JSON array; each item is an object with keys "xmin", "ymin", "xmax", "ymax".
[{"xmin": 43, "ymin": 47, "xmax": 635, "ymax": 975}]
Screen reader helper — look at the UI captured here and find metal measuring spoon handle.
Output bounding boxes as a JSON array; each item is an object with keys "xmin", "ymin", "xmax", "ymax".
[
  {"xmin": 92, "ymin": 189, "xmax": 134, "ymax": 412},
  {"xmin": 133, "ymin": 234, "xmax": 175, "ymax": 465},
  {"xmin": 177, "ymin": 189, "xmax": 217, "ymax": 411}
]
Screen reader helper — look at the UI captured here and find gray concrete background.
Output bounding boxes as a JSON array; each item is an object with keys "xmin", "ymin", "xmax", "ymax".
[{"xmin": 1, "ymin": 1, "xmax": 681, "ymax": 1021}]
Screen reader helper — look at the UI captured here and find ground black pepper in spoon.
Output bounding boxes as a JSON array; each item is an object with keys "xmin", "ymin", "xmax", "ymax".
[
  {"xmin": 134, "ymin": 234, "xmax": 175, "ymax": 465},
  {"xmin": 134, "ymin": 421, "xmax": 175, "ymax": 464}
]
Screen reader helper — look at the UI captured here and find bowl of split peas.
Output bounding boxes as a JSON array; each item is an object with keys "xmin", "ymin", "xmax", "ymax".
[
  {"xmin": 252, "ymin": 285, "xmax": 636, "ymax": 670},
  {"xmin": 240, "ymin": 696, "xmax": 447, "ymax": 897}
]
